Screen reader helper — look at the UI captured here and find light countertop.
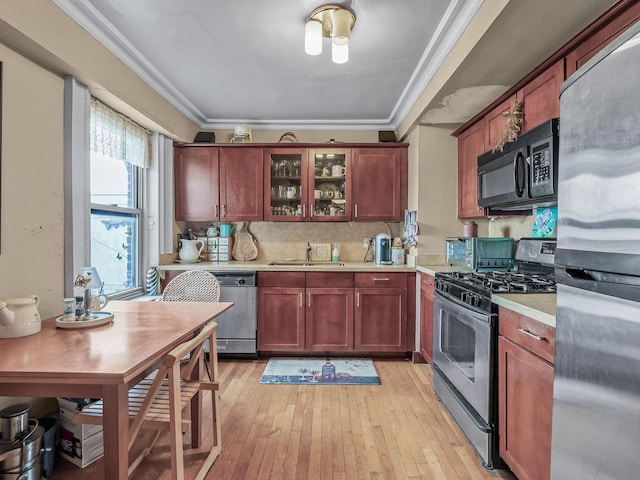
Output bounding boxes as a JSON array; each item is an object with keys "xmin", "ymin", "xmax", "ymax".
[
  {"xmin": 157, "ymin": 260, "xmax": 415, "ymax": 272},
  {"xmin": 492, "ymin": 294, "xmax": 556, "ymax": 327}
]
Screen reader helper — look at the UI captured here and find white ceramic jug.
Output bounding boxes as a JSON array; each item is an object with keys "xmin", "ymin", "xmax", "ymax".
[
  {"xmin": 0, "ymin": 295, "xmax": 41, "ymax": 338},
  {"xmin": 178, "ymin": 239, "xmax": 204, "ymax": 262}
]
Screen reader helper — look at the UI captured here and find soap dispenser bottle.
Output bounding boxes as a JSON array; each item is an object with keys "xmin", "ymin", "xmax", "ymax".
[{"xmin": 332, "ymin": 243, "xmax": 340, "ymax": 262}]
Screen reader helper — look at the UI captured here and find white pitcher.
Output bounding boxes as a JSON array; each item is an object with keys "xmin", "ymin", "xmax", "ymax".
[
  {"xmin": 0, "ymin": 295, "xmax": 41, "ymax": 338},
  {"xmin": 178, "ymin": 239, "xmax": 204, "ymax": 262}
]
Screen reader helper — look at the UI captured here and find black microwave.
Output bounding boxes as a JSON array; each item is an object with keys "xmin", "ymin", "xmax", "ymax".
[{"xmin": 477, "ymin": 118, "xmax": 559, "ymax": 212}]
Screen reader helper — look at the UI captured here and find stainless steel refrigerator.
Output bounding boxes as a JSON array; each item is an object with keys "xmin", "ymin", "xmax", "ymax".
[{"xmin": 551, "ymin": 20, "xmax": 640, "ymax": 480}]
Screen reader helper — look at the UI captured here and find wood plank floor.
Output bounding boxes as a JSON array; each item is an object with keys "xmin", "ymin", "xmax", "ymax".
[{"xmin": 49, "ymin": 359, "xmax": 516, "ymax": 480}]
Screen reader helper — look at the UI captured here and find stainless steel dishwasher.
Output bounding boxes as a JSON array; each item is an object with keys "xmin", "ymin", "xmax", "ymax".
[{"xmin": 209, "ymin": 271, "xmax": 257, "ymax": 358}]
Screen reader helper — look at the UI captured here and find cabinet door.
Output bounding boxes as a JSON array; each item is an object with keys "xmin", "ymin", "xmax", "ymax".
[
  {"xmin": 520, "ymin": 60, "xmax": 564, "ymax": 132},
  {"xmin": 306, "ymin": 288, "xmax": 354, "ymax": 351},
  {"xmin": 264, "ymin": 148, "xmax": 307, "ymax": 221},
  {"xmin": 419, "ymin": 273, "xmax": 434, "ymax": 363},
  {"xmin": 354, "ymin": 287, "xmax": 407, "ymax": 351},
  {"xmin": 457, "ymin": 122, "xmax": 486, "ymax": 219},
  {"xmin": 257, "ymin": 287, "xmax": 305, "ymax": 351},
  {"xmin": 309, "ymin": 148, "xmax": 351, "ymax": 221},
  {"xmin": 351, "ymin": 147, "xmax": 406, "ymax": 222},
  {"xmin": 219, "ymin": 147, "xmax": 264, "ymax": 221},
  {"xmin": 174, "ymin": 147, "xmax": 219, "ymax": 221},
  {"xmin": 498, "ymin": 336, "xmax": 554, "ymax": 480},
  {"xmin": 484, "ymin": 94, "xmax": 520, "ymax": 152}
]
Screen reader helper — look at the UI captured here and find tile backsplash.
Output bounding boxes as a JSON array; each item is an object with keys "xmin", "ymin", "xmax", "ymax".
[{"xmin": 180, "ymin": 221, "xmax": 404, "ymax": 262}]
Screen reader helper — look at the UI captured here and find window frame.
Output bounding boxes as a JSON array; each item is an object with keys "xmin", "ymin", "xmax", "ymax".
[{"xmin": 64, "ymin": 77, "xmax": 172, "ymax": 299}]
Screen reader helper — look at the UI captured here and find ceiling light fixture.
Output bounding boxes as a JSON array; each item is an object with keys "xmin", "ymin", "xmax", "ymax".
[{"xmin": 304, "ymin": 4, "xmax": 356, "ymax": 64}]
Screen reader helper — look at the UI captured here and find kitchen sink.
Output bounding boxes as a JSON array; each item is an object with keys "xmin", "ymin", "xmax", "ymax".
[{"xmin": 268, "ymin": 261, "xmax": 345, "ymax": 267}]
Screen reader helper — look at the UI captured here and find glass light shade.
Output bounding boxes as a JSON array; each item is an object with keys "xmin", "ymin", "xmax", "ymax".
[
  {"xmin": 332, "ymin": 8, "xmax": 352, "ymax": 46},
  {"xmin": 332, "ymin": 41, "xmax": 349, "ymax": 64},
  {"xmin": 79, "ymin": 266, "xmax": 103, "ymax": 290},
  {"xmin": 305, "ymin": 19, "xmax": 323, "ymax": 55}
]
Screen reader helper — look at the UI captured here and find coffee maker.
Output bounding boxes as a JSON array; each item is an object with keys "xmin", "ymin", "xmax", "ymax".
[{"xmin": 374, "ymin": 233, "xmax": 392, "ymax": 264}]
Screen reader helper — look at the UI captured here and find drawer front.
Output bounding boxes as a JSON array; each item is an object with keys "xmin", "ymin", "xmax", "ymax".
[
  {"xmin": 355, "ymin": 272, "xmax": 407, "ymax": 288},
  {"xmin": 499, "ymin": 306, "xmax": 555, "ymax": 364},
  {"xmin": 306, "ymin": 272, "xmax": 354, "ymax": 288},
  {"xmin": 258, "ymin": 271, "xmax": 306, "ymax": 288}
]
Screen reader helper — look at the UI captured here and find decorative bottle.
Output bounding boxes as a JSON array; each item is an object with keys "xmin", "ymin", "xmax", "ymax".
[
  {"xmin": 322, "ymin": 359, "xmax": 336, "ymax": 382},
  {"xmin": 332, "ymin": 243, "xmax": 340, "ymax": 262}
]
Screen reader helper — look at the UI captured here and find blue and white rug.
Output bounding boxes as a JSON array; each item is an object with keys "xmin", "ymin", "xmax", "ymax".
[{"xmin": 260, "ymin": 358, "xmax": 380, "ymax": 385}]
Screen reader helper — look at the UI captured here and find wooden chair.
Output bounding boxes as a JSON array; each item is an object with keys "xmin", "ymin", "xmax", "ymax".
[{"xmin": 75, "ymin": 321, "xmax": 222, "ymax": 479}]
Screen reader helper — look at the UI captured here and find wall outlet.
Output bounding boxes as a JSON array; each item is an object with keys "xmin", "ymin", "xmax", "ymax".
[{"xmin": 363, "ymin": 237, "xmax": 373, "ymax": 248}]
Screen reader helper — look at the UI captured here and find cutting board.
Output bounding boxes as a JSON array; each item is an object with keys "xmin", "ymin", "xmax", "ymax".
[{"xmin": 232, "ymin": 222, "xmax": 258, "ymax": 261}]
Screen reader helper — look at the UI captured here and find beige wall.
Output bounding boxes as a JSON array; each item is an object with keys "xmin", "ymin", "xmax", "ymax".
[{"xmin": 0, "ymin": 43, "xmax": 64, "ymax": 415}]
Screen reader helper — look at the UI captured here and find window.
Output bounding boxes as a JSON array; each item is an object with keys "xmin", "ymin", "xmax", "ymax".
[{"xmin": 90, "ymin": 98, "xmax": 150, "ymax": 295}]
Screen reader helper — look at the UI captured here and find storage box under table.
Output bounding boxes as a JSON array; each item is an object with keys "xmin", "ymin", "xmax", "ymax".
[{"xmin": 57, "ymin": 398, "xmax": 104, "ymax": 468}]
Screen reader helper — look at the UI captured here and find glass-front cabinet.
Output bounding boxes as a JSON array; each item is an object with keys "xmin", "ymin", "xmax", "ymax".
[
  {"xmin": 264, "ymin": 147, "xmax": 351, "ymax": 222},
  {"xmin": 264, "ymin": 148, "xmax": 307, "ymax": 221},
  {"xmin": 309, "ymin": 148, "xmax": 351, "ymax": 221}
]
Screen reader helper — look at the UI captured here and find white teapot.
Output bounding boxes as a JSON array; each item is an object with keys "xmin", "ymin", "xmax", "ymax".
[
  {"xmin": 178, "ymin": 239, "xmax": 204, "ymax": 262},
  {"xmin": 0, "ymin": 295, "xmax": 41, "ymax": 338}
]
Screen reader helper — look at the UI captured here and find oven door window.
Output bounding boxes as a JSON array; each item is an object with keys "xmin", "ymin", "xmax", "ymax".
[
  {"xmin": 433, "ymin": 293, "xmax": 493, "ymax": 421},
  {"xmin": 441, "ymin": 313, "xmax": 477, "ymax": 381}
]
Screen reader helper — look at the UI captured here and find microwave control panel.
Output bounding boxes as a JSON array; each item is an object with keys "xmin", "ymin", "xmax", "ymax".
[{"xmin": 530, "ymin": 140, "xmax": 555, "ymax": 196}]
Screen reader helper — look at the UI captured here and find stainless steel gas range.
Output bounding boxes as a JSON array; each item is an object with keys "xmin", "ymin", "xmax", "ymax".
[{"xmin": 431, "ymin": 238, "xmax": 556, "ymax": 469}]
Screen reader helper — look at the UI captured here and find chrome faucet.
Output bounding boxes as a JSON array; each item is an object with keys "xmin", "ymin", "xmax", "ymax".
[{"xmin": 306, "ymin": 242, "xmax": 312, "ymax": 263}]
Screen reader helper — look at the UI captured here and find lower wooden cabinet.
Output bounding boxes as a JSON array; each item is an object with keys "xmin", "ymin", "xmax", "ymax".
[
  {"xmin": 258, "ymin": 286, "xmax": 305, "ymax": 351},
  {"xmin": 419, "ymin": 272, "xmax": 434, "ymax": 363},
  {"xmin": 306, "ymin": 288, "xmax": 354, "ymax": 351},
  {"xmin": 498, "ymin": 306, "xmax": 555, "ymax": 480},
  {"xmin": 258, "ymin": 271, "xmax": 410, "ymax": 353}
]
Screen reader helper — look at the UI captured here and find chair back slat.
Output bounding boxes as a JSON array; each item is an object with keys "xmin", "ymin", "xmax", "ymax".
[{"xmin": 162, "ymin": 271, "xmax": 221, "ymax": 302}]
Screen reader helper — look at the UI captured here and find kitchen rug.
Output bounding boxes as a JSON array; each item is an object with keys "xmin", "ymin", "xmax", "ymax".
[{"xmin": 259, "ymin": 358, "xmax": 380, "ymax": 385}]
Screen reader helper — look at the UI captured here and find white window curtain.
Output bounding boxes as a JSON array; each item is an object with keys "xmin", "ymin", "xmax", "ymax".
[{"xmin": 90, "ymin": 97, "xmax": 152, "ymax": 168}]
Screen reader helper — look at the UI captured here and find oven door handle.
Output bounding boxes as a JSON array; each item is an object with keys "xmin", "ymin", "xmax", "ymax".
[{"xmin": 434, "ymin": 291, "xmax": 493, "ymax": 325}]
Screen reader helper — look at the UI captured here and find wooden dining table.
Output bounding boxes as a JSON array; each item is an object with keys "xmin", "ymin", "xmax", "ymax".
[{"xmin": 0, "ymin": 300, "xmax": 233, "ymax": 479}]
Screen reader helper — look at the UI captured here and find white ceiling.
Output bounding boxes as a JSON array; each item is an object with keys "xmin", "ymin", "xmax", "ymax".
[{"xmin": 52, "ymin": 0, "xmax": 618, "ymax": 133}]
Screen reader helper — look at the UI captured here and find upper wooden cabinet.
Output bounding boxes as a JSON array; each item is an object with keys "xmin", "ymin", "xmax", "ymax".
[
  {"xmin": 219, "ymin": 147, "xmax": 264, "ymax": 221},
  {"xmin": 177, "ymin": 143, "xmax": 407, "ymax": 223},
  {"xmin": 175, "ymin": 145, "xmax": 263, "ymax": 222},
  {"xmin": 263, "ymin": 147, "xmax": 352, "ymax": 222},
  {"xmin": 520, "ymin": 60, "xmax": 563, "ymax": 133},
  {"xmin": 565, "ymin": 1, "xmax": 640, "ymax": 76},
  {"xmin": 484, "ymin": 94, "xmax": 519, "ymax": 150},
  {"xmin": 174, "ymin": 146, "xmax": 220, "ymax": 221},
  {"xmin": 351, "ymin": 147, "xmax": 407, "ymax": 222},
  {"xmin": 455, "ymin": 1, "xmax": 640, "ymax": 220},
  {"xmin": 457, "ymin": 122, "xmax": 486, "ymax": 219}
]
